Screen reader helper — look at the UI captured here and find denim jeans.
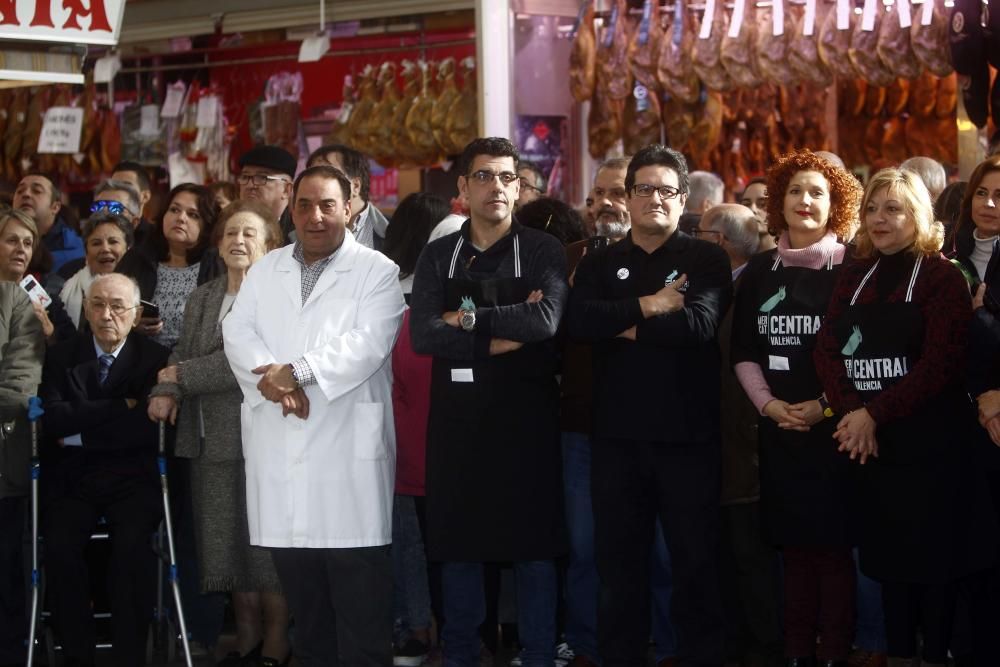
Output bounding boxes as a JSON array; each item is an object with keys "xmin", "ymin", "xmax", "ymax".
[
  {"xmin": 392, "ymin": 494, "xmax": 432, "ymax": 642},
  {"xmin": 562, "ymin": 431, "xmax": 600, "ymax": 662},
  {"xmin": 650, "ymin": 521, "xmax": 677, "ymax": 661},
  {"xmin": 562, "ymin": 432, "xmax": 678, "ymax": 663},
  {"xmin": 854, "ymin": 548, "xmax": 887, "ymax": 652},
  {"xmin": 442, "ymin": 560, "xmax": 557, "ymax": 667}
]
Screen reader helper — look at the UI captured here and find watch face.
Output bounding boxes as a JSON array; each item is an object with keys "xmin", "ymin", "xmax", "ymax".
[{"xmin": 460, "ymin": 311, "xmax": 476, "ymax": 331}]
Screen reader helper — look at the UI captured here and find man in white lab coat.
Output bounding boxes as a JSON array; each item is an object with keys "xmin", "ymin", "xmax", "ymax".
[{"xmin": 223, "ymin": 165, "xmax": 405, "ymax": 666}]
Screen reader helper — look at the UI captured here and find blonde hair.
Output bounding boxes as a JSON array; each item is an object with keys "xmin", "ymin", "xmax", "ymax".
[
  {"xmin": 0, "ymin": 208, "xmax": 39, "ymax": 244},
  {"xmin": 854, "ymin": 168, "xmax": 944, "ymax": 259}
]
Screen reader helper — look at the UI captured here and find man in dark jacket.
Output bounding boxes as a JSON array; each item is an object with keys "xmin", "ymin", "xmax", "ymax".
[
  {"xmin": 40, "ymin": 273, "xmax": 170, "ymax": 667},
  {"xmin": 410, "ymin": 137, "xmax": 568, "ymax": 667},
  {"xmin": 568, "ymin": 145, "xmax": 732, "ymax": 667},
  {"xmin": 0, "ymin": 283, "xmax": 43, "ymax": 667}
]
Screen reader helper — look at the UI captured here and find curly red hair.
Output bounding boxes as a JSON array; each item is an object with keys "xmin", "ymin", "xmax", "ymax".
[{"xmin": 765, "ymin": 151, "xmax": 862, "ymax": 240}]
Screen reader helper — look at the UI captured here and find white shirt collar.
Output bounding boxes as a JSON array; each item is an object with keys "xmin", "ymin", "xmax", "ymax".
[{"xmin": 92, "ymin": 335, "xmax": 127, "ymax": 360}]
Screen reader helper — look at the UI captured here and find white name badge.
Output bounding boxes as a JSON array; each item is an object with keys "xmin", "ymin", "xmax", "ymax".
[
  {"xmin": 451, "ymin": 368, "xmax": 474, "ymax": 383},
  {"xmin": 768, "ymin": 355, "xmax": 790, "ymax": 371}
]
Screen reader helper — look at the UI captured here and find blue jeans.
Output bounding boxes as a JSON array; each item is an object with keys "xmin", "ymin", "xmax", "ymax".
[
  {"xmin": 442, "ymin": 560, "xmax": 557, "ymax": 667},
  {"xmin": 562, "ymin": 432, "xmax": 600, "ymax": 662},
  {"xmin": 392, "ymin": 494, "xmax": 432, "ymax": 643},
  {"xmin": 650, "ymin": 522, "xmax": 677, "ymax": 661},
  {"xmin": 562, "ymin": 432, "xmax": 677, "ymax": 663},
  {"xmin": 854, "ymin": 548, "xmax": 887, "ymax": 652}
]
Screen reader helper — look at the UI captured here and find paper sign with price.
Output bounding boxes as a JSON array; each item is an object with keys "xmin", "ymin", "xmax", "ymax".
[{"xmin": 38, "ymin": 107, "xmax": 84, "ymax": 154}]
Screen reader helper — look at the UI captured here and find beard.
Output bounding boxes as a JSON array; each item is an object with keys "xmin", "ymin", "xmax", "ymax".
[{"xmin": 595, "ymin": 210, "xmax": 630, "ymax": 239}]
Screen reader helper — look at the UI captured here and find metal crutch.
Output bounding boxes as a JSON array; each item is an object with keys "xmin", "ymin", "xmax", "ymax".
[
  {"xmin": 158, "ymin": 420, "xmax": 193, "ymax": 667},
  {"xmin": 25, "ymin": 396, "xmax": 43, "ymax": 667}
]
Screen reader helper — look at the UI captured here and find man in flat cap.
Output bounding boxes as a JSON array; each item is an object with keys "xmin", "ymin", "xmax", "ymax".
[{"xmin": 238, "ymin": 145, "xmax": 297, "ymax": 244}]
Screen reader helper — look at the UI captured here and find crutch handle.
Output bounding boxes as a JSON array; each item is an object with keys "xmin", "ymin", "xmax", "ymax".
[{"xmin": 27, "ymin": 396, "xmax": 43, "ymax": 421}]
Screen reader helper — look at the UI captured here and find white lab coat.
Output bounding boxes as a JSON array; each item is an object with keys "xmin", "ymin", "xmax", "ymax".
[{"xmin": 223, "ymin": 233, "xmax": 404, "ymax": 548}]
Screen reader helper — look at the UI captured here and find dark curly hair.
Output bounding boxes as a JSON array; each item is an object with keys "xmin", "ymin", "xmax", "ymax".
[{"xmin": 765, "ymin": 150, "xmax": 862, "ymax": 241}]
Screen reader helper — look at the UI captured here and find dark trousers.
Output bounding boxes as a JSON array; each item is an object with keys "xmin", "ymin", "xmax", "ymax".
[
  {"xmin": 0, "ymin": 496, "xmax": 27, "ymax": 664},
  {"xmin": 719, "ymin": 502, "xmax": 782, "ymax": 664},
  {"xmin": 42, "ymin": 469, "xmax": 162, "ymax": 667},
  {"xmin": 881, "ymin": 581, "xmax": 955, "ymax": 662},
  {"xmin": 592, "ymin": 438, "xmax": 724, "ymax": 667},
  {"xmin": 782, "ymin": 547, "xmax": 855, "ymax": 660},
  {"xmin": 271, "ymin": 545, "xmax": 393, "ymax": 667}
]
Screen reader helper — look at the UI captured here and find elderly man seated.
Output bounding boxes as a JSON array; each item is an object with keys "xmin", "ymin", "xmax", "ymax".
[{"xmin": 40, "ymin": 273, "xmax": 170, "ymax": 667}]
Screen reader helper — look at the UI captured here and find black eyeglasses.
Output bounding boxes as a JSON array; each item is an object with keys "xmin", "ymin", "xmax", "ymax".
[
  {"xmin": 632, "ymin": 184, "xmax": 682, "ymax": 200},
  {"xmin": 238, "ymin": 174, "xmax": 291, "ymax": 187},
  {"xmin": 519, "ymin": 178, "xmax": 543, "ymax": 193},
  {"xmin": 468, "ymin": 170, "xmax": 519, "ymax": 186},
  {"xmin": 90, "ymin": 200, "xmax": 130, "ymax": 216}
]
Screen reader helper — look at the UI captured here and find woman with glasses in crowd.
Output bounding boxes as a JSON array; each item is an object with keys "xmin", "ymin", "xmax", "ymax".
[
  {"xmin": 0, "ymin": 208, "xmax": 75, "ymax": 342},
  {"xmin": 731, "ymin": 150, "xmax": 862, "ymax": 667},
  {"xmin": 58, "ymin": 212, "xmax": 133, "ymax": 329},
  {"xmin": 814, "ymin": 167, "xmax": 996, "ymax": 667}
]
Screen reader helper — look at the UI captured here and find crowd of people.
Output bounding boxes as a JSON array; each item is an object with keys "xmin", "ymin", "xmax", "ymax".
[{"xmin": 0, "ymin": 134, "xmax": 999, "ymax": 667}]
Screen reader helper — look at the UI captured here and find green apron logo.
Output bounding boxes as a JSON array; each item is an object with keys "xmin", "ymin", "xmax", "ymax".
[
  {"xmin": 841, "ymin": 325, "xmax": 863, "ymax": 356},
  {"xmin": 758, "ymin": 286, "xmax": 786, "ymax": 313}
]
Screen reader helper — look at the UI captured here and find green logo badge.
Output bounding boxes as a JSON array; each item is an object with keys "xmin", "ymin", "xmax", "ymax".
[
  {"xmin": 841, "ymin": 326, "xmax": 863, "ymax": 356},
  {"xmin": 758, "ymin": 286, "xmax": 786, "ymax": 313},
  {"xmin": 459, "ymin": 296, "xmax": 477, "ymax": 312}
]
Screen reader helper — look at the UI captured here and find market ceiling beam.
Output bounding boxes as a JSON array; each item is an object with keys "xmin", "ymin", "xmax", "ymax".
[{"xmin": 119, "ymin": 0, "xmax": 475, "ymax": 43}]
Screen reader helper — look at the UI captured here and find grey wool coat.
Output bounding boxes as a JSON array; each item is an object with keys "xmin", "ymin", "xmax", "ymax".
[
  {"xmin": 151, "ymin": 276, "xmax": 242, "ymax": 461},
  {"xmin": 0, "ymin": 283, "xmax": 44, "ymax": 497}
]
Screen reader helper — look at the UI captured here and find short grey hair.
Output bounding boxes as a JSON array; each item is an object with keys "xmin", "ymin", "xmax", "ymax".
[
  {"xmin": 87, "ymin": 273, "xmax": 141, "ymax": 307},
  {"xmin": 686, "ymin": 171, "xmax": 724, "ymax": 212},
  {"xmin": 900, "ymin": 156, "xmax": 947, "ymax": 202},
  {"xmin": 815, "ymin": 151, "xmax": 846, "ymax": 169},
  {"xmin": 81, "ymin": 212, "xmax": 134, "ymax": 247},
  {"xmin": 704, "ymin": 204, "xmax": 761, "ymax": 260},
  {"xmin": 94, "ymin": 179, "xmax": 142, "ymax": 216}
]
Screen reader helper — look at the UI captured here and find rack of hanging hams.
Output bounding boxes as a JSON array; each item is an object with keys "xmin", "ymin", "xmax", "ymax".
[
  {"xmin": 325, "ymin": 56, "xmax": 478, "ymax": 168},
  {"xmin": 571, "ymin": 0, "xmax": 960, "ymax": 185},
  {"xmin": 0, "ymin": 80, "xmax": 120, "ymax": 186}
]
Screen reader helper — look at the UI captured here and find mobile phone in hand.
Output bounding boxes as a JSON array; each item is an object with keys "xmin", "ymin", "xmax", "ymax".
[
  {"xmin": 19, "ymin": 276, "xmax": 51, "ymax": 309},
  {"xmin": 140, "ymin": 300, "xmax": 160, "ymax": 319}
]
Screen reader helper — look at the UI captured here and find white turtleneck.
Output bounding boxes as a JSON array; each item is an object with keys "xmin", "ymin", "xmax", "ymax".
[{"xmin": 971, "ymin": 229, "xmax": 997, "ymax": 281}]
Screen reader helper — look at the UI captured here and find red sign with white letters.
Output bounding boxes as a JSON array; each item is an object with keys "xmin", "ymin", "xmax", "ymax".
[{"xmin": 0, "ymin": 0, "xmax": 125, "ymax": 45}]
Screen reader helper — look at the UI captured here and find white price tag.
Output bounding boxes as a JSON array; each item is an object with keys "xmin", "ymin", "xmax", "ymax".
[
  {"xmin": 195, "ymin": 96, "xmax": 219, "ymax": 128},
  {"xmin": 93, "ymin": 53, "xmax": 120, "ymax": 83},
  {"xmin": 803, "ymin": 0, "xmax": 817, "ymax": 36},
  {"xmin": 897, "ymin": 0, "xmax": 912, "ymax": 28},
  {"xmin": 160, "ymin": 82, "xmax": 186, "ymax": 119},
  {"xmin": 836, "ymin": 0, "xmax": 850, "ymax": 30},
  {"xmin": 861, "ymin": 0, "xmax": 877, "ymax": 31},
  {"xmin": 921, "ymin": 0, "xmax": 934, "ymax": 26},
  {"xmin": 167, "ymin": 151, "xmax": 205, "ymax": 187},
  {"xmin": 728, "ymin": 0, "xmax": 746, "ymax": 38},
  {"xmin": 37, "ymin": 107, "xmax": 83, "ymax": 154},
  {"xmin": 773, "ymin": 0, "xmax": 784, "ymax": 36},
  {"xmin": 699, "ymin": 0, "xmax": 716, "ymax": 39}
]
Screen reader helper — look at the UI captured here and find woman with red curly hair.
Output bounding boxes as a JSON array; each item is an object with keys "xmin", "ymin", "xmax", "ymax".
[
  {"xmin": 815, "ymin": 168, "xmax": 996, "ymax": 666},
  {"xmin": 731, "ymin": 150, "xmax": 862, "ymax": 667}
]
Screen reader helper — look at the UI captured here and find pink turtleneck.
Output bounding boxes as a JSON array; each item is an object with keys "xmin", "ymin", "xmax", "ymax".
[{"xmin": 734, "ymin": 232, "xmax": 846, "ymax": 413}]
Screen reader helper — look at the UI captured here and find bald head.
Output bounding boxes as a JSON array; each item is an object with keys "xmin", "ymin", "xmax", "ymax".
[
  {"xmin": 900, "ymin": 156, "xmax": 946, "ymax": 202},
  {"xmin": 703, "ymin": 204, "xmax": 761, "ymax": 264},
  {"xmin": 814, "ymin": 151, "xmax": 846, "ymax": 169}
]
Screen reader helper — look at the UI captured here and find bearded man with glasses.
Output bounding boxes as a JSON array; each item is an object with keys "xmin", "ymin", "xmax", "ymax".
[
  {"xmin": 410, "ymin": 137, "xmax": 569, "ymax": 667},
  {"xmin": 567, "ymin": 145, "xmax": 732, "ymax": 667}
]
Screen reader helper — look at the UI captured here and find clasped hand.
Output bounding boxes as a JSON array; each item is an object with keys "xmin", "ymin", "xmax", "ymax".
[
  {"xmin": 253, "ymin": 363, "xmax": 309, "ymax": 420},
  {"xmin": 833, "ymin": 407, "xmax": 878, "ymax": 465}
]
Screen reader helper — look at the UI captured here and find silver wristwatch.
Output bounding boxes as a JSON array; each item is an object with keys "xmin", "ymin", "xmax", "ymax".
[{"xmin": 459, "ymin": 309, "xmax": 477, "ymax": 332}]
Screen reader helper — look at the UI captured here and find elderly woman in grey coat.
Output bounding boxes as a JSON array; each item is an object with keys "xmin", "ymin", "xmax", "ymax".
[
  {"xmin": 148, "ymin": 200, "xmax": 290, "ymax": 667},
  {"xmin": 0, "ymin": 282, "xmax": 44, "ymax": 664}
]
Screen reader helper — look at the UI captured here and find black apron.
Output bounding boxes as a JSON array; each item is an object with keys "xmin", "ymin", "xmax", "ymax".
[
  {"xmin": 834, "ymin": 256, "xmax": 995, "ymax": 583},
  {"xmin": 752, "ymin": 255, "xmax": 851, "ymax": 547},
  {"xmin": 425, "ymin": 233, "xmax": 565, "ymax": 562}
]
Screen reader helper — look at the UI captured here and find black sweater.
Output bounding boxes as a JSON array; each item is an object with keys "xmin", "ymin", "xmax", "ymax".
[{"xmin": 568, "ymin": 230, "xmax": 732, "ymax": 443}]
